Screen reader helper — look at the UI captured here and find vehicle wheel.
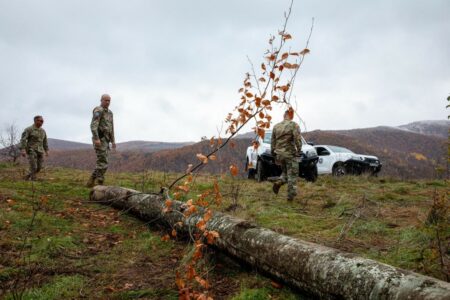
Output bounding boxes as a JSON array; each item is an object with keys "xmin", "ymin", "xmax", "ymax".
[
  {"xmin": 332, "ymin": 163, "xmax": 346, "ymax": 176},
  {"xmin": 305, "ymin": 165, "xmax": 318, "ymax": 182},
  {"xmin": 256, "ymin": 160, "xmax": 265, "ymax": 182}
]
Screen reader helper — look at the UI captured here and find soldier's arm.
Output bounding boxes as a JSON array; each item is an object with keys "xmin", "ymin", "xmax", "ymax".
[
  {"xmin": 91, "ymin": 109, "xmax": 101, "ymax": 140},
  {"xmin": 111, "ymin": 113, "xmax": 115, "ymax": 144},
  {"xmin": 20, "ymin": 128, "xmax": 29, "ymax": 151},
  {"xmin": 43, "ymin": 130, "xmax": 49, "ymax": 152},
  {"xmin": 293, "ymin": 123, "xmax": 302, "ymax": 155}
]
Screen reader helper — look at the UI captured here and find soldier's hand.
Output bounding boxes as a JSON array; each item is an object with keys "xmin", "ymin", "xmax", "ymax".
[
  {"xmin": 94, "ymin": 139, "xmax": 101, "ymax": 147},
  {"xmin": 21, "ymin": 150, "xmax": 26, "ymax": 157}
]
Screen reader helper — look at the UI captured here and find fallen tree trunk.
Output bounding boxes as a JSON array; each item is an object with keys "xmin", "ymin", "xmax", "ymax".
[{"xmin": 90, "ymin": 186, "xmax": 450, "ymax": 299}]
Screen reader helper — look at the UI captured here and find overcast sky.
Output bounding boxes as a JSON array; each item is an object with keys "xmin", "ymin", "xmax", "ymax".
[{"xmin": 0, "ymin": 0, "xmax": 448, "ymax": 143}]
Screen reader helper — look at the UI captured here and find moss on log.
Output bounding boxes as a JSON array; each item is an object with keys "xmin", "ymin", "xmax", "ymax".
[{"xmin": 90, "ymin": 186, "xmax": 450, "ymax": 299}]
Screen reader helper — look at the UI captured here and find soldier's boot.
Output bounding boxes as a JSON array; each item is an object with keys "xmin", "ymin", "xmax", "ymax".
[
  {"xmin": 272, "ymin": 181, "xmax": 282, "ymax": 195},
  {"xmin": 86, "ymin": 176, "xmax": 96, "ymax": 188}
]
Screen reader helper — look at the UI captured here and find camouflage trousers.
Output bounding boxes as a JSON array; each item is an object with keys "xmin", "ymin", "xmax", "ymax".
[
  {"xmin": 277, "ymin": 156, "xmax": 299, "ymax": 200},
  {"xmin": 27, "ymin": 149, "xmax": 44, "ymax": 180},
  {"xmin": 91, "ymin": 139, "xmax": 110, "ymax": 182}
]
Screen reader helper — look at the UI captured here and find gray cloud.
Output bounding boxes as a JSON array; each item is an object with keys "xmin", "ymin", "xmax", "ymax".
[{"xmin": 0, "ymin": 0, "xmax": 448, "ymax": 143}]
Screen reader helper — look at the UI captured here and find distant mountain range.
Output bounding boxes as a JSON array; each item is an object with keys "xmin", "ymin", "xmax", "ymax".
[
  {"xmin": 48, "ymin": 139, "xmax": 193, "ymax": 152},
  {"xmin": 5, "ymin": 120, "xmax": 448, "ymax": 179},
  {"xmin": 397, "ymin": 120, "xmax": 449, "ymax": 138}
]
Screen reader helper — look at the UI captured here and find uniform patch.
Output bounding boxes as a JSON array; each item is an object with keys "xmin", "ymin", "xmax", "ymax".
[{"xmin": 93, "ymin": 111, "xmax": 101, "ymax": 119}]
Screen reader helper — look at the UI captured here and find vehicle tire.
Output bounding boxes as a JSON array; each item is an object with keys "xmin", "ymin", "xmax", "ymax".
[
  {"xmin": 332, "ymin": 163, "xmax": 346, "ymax": 176},
  {"xmin": 305, "ymin": 165, "xmax": 318, "ymax": 182},
  {"xmin": 247, "ymin": 162, "xmax": 256, "ymax": 180},
  {"xmin": 256, "ymin": 160, "xmax": 265, "ymax": 182}
]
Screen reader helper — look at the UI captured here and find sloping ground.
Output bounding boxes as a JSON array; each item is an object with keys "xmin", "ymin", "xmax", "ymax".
[
  {"xmin": 0, "ymin": 164, "xmax": 303, "ymax": 299},
  {"xmin": 0, "ymin": 164, "xmax": 448, "ymax": 298}
]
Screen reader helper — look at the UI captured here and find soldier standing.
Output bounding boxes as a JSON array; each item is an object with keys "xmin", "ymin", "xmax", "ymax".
[
  {"xmin": 86, "ymin": 94, "xmax": 116, "ymax": 187},
  {"xmin": 271, "ymin": 109, "xmax": 302, "ymax": 201},
  {"xmin": 20, "ymin": 115, "xmax": 49, "ymax": 180}
]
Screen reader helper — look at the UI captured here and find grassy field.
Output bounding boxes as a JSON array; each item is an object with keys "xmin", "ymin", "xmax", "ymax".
[{"xmin": 0, "ymin": 162, "xmax": 448, "ymax": 299}]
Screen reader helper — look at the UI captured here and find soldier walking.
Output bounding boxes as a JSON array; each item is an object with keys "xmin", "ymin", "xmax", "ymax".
[
  {"xmin": 271, "ymin": 109, "xmax": 302, "ymax": 201},
  {"xmin": 87, "ymin": 94, "xmax": 116, "ymax": 187},
  {"xmin": 20, "ymin": 115, "xmax": 49, "ymax": 180}
]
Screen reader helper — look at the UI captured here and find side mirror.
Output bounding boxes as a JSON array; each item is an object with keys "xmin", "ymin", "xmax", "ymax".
[{"xmin": 307, "ymin": 141, "xmax": 315, "ymax": 146}]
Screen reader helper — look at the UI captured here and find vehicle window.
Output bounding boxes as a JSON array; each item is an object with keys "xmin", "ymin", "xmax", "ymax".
[
  {"xmin": 316, "ymin": 147, "xmax": 329, "ymax": 156},
  {"xmin": 263, "ymin": 132, "xmax": 272, "ymax": 144},
  {"xmin": 328, "ymin": 146, "xmax": 354, "ymax": 153}
]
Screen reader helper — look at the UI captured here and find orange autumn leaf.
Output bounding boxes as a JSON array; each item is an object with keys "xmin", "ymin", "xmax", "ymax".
[
  {"xmin": 283, "ymin": 33, "xmax": 292, "ymax": 40},
  {"xmin": 196, "ymin": 220, "xmax": 206, "ymax": 231},
  {"xmin": 269, "ymin": 72, "xmax": 275, "ymax": 79},
  {"xmin": 177, "ymin": 185, "xmax": 189, "ymax": 193},
  {"xmin": 187, "ymin": 265, "xmax": 196, "ymax": 280},
  {"xmin": 245, "ymin": 92, "xmax": 253, "ymax": 98},
  {"xmin": 165, "ymin": 199, "xmax": 173, "ymax": 209},
  {"xmin": 176, "ymin": 271, "xmax": 186, "ymax": 289},
  {"xmin": 203, "ymin": 209, "xmax": 213, "ymax": 222},
  {"xmin": 266, "ymin": 54, "xmax": 276, "ymax": 61},
  {"xmin": 205, "ymin": 230, "xmax": 220, "ymax": 244},
  {"xmin": 281, "ymin": 52, "xmax": 289, "ymax": 60},
  {"xmin": 238, "ymin": 87, "xmax": 244, "ymax": 93},
  {"xmin": 257, "ymin": 127, "xmax": 265, "ymax": 138},
  {"xmin": 195, "ymin": 276, "xmax": 210, "ymax": 289},
  {"xmin": 271, "ymin": 281, "xmax": 283, "ymax": 289},
  {"xmin": 255, "ymin": 97, "xmax": 262, "ymax": 107},
  {"xmin": 259, "ymin": 111, "xmax": 265, "ymax": 119},
  {"xmin": 196, "ymin": 153, "xmax": 208, "ymax": 164},
  {"xmin": 171, "ymin": 229, "xmax": 177, "ymax": 237},
  {"xmin": 209, "ymin": 154, "xmax": 217, "ymax": 161},
  {"xmin": 230, "ymin": 164, "xmax": 238, "ymax": 176},
  {"xmin": 300, "ymin": 48, "xmax": 310, "ymax": 55},
  {"xmin": 161, "ymin": 234, "xmax": 170, "ymax": 242},
  {"xmin": 272, "ymin": 95, "xmax": 279, "ymax": 101},
  {"xmin": 259, "ymin": 77, "xmax": 266, "ymax": 82},
  {"xmin": 262, "ymin": 99, "xmax": 271, "ymax": 106},
  {"xmin": 261, "ymin": 63, "xmax": 266, "ymax": 70}
]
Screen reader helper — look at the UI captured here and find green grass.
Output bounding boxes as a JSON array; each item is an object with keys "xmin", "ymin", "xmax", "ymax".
[
  {"xmin": 0, "ymin": 164, "xmax": 448, "ymax": 299},
  {"xmin": 5, "ymin": 275, "xmax": 86, "ymax": 300}
]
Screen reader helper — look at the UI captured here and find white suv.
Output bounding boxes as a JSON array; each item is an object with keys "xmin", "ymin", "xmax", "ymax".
[
  {"xmin": 314, "ymin": 145, "xmax": 382, "ymax": 176},
  {"xmin": 245, "ymin": 130, "xmax": 319, "ymax": 182}
]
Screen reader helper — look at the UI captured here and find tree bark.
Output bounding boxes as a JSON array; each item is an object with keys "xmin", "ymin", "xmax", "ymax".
[{"xmin": 90, "ymin": 186, "xmax": 450, "ymax": 299}]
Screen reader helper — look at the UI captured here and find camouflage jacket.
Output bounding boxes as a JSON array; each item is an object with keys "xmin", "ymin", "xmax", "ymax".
[
  {"xmin": 91, "ymin": 106, "xmax": 115, "ymax": 143},
  {"xmin": 20, "ymin": 125, "xmax": 49, "ymax": 153},
  {"xmin": 271, "ymin": 119, "xmax": 302, "ymax": 158}
]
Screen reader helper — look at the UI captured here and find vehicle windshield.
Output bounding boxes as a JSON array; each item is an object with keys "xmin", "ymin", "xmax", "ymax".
[
  {"xmin": 263, "ymin": 132, "xmax": 272, "ymax": 144},
  {"xmin": 328, "ymin": 145, "xmax": 354, "ymax": 153},
  {"xmin": 264, "ymin": 131, "xmax": 307, "ymax": 145}
]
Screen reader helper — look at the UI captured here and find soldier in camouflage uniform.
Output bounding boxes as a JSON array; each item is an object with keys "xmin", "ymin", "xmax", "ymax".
[
  {"xmin": 271, "ymin": 109, "xmax": 302, "ymax": 201},
  {"xmin": 20, "ymin": 115, "xmax": 49, "ymax": 180},
  {"xmin": 86, "ymin": 94, "xmax": 116, "ymax": 187}
]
